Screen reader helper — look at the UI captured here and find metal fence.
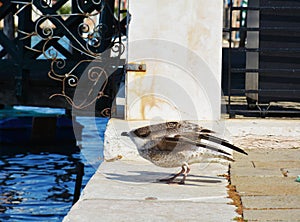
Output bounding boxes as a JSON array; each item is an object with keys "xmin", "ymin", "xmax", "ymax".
[
  {"xmin": 223, "ymin": 0, "xmax": 300, "ymax": 118},
  {"xmin": 0, "ymin": 0, "xmax": 128, "ymax": 117}
]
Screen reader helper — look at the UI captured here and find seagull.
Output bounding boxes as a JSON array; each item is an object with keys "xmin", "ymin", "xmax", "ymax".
[{"xmin": 123, "ymin": 121, "xmax": 247, "ymax": 184}]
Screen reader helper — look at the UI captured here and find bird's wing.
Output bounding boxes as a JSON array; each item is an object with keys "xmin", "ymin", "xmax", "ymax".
[
  {"xmin": 174, "ymin": 131, "xmax": 247, "ymax": 155},
  {"xmin": 132, "ymin": 121, "xmax": 214, "ymax": 140},
  {"xmin": 162, "ymin": 135, "xmax": 235, "ymax": 162},
  {"xmin": 164, "ymin": 135, "xmax": 232, "ymax": 156},
  {"xmin": 156, "ymin": 136, "xmax": 180, "ymax": 152}
]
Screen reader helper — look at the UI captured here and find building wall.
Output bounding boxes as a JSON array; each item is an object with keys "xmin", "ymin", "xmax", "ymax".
[{"xmin": 126, "ymin": 0, "xmax": 223, "ymax": 120}]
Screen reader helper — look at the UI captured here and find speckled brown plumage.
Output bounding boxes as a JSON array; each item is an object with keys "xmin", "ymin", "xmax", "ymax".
[{"xmin": 125, "ymin": 121, "xmax": 247, "ymax": 184}]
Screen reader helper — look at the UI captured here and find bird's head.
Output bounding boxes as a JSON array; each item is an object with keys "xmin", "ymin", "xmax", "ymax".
[
  {"xmin": 121, "ymin": 126, "xmax": 151, "ymax": 138},
  {"xmin": 133, "ymin": 126, "xmax": 151, "ymax": 138}
]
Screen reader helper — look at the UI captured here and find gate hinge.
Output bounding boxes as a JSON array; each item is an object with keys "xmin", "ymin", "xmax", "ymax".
[{"xmin": 125, "ymin": 63, "xmax": 146, "ymax": 72}]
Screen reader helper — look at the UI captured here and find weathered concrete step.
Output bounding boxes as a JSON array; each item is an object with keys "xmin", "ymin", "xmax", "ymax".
[
  {"xmin": 242, "ymin": 195, "xmax": 300, "ymax": 209},
  {"xmin": 81, "ymin": 161, "xmax": 230, "ymax": 202},
  {"xmin": 231, "ymin": 147, "xmax": 300, "ymax": 221},
  {"xmin": 243, "ymin": 209, "xmax": 300, "ymax": 222},
  {"xmin": 232, "ymin": 161, "xmax": 300, "ymax": 169},
  {"xmin": 64, "ymin": 199, "xmax": 236, "ymax": 222},
  {"xmin": 63, "ymin": 160, "xmax": 238, "ymax": 222},
  {"xmin": 231, "ymin": 176, "xmax": 300, "ymax": 196},
  {"xmin": 230, "ymin": 167, "xmax": 300, "ymax": 177},
  {"xmin": 233, "ymin": 136, "xmax": 300, "ymax": 150},
  {"xmin": 233, "ymin": 149, "xmax": 300, "ymax": 162}
]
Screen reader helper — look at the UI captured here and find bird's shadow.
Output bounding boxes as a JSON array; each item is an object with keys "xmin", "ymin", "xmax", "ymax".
[{"xmin": 103, "ymin": 170, "xmax": 224, "ymax": 186}]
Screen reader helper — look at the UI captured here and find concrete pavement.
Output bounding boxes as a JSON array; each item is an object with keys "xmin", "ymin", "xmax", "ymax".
[
  {"xmin": 63, "ymin": 160, "xmax": 237, "ymax": 222},
  {"xmin": 231, "ymin": 144, "xmax": 300, "ymax": 221}
]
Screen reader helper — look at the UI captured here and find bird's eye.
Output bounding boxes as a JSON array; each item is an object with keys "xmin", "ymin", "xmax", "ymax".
[{"xmin": 134, "ymin": 126, "xmax": 151, "ymax": 137}]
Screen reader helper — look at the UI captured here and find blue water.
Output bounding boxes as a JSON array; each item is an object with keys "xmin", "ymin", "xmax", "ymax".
[{"xmin": 0, "ymin": 107, "xmax": 109, "ymax": 222}]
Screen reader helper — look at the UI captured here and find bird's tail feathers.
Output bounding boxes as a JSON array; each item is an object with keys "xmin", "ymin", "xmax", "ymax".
[
  {"xmin": 199, "ymin": 134, "xmax": 248, "ymax": 155},
  {"xmin": 178, "ymin": 136, "xmax": 232, "ymax": 156}
]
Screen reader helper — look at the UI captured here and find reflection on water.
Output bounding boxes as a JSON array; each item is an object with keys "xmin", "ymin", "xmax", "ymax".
[
  {"xmin": 0, "ymin": 153, "xmax": 79, "ymax": 221},
  {"xmin": 0, "ymin": 115, "xmax": 109, "ymax": 222}
]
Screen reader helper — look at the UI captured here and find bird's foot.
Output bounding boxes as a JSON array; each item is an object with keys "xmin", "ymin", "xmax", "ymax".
[
  {"xmin": 157, "ymin": 178, "xmax": 175, "ymax": 183},
  {"xmin": 168, "ymin": 181, "xmax": 185, "ymax": 185},
  {"xmin": 157, "ymin": 173, "xmax": 178, "ymax": 183},
  {"xmin": 178, "ymin": 180, "xmax": 185, "ymax": 185},
  {"xmin": 157, "ymin": 178, "xmax": 185, "ymax": 185}
]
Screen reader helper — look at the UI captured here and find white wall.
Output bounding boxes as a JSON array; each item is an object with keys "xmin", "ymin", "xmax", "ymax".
[{"xmin": 126, "ymin": 0, "xmax": 223, "ymax": 120}]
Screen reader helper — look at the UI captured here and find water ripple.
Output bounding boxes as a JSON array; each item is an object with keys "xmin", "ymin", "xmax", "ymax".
[{"xmin": 0, "ymin": 117, "xmax": 109, "ymax": 221}]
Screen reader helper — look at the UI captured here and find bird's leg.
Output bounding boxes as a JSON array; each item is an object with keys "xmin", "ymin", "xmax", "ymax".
[
  {"xmin": 178, "ymin": 164, "xmax": 190, "ymax": 185},
  {"xmin": 158, "ymin": 165, "xmax": 185, "ymax": 183}
]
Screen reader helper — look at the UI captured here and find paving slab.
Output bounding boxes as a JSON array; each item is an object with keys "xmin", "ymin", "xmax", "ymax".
[
  {"xmin": 64, "ymin": 199, "xmax": 236, "ymax": 222},
  {"xmin": 231, "ymin": 138, "xmax": 300, "ymax": 221},
  {"xmin": 241, "ymin": 195, "xmax": 300, "ymax": 209},
  {"xmin": 243, "ymin": 209, "xmax": 300, "ymax": 222},
  {"xmin": 232, "ymin": 176, "xmax": 300, "ymax": 196},
  {"xmin": 230, "ymin": 167, "xmax": 300, "ymax": 177},
  {"xmin": 82, "ymin": 160, "xmax": 230, "ymax": 201},
  {"xmin": 63, "ymin": 160, "xmax": 238, "ymax": 222},
  {"xmin": 234, "ymin": 149, "xmax": 300, "ymax": 161}
]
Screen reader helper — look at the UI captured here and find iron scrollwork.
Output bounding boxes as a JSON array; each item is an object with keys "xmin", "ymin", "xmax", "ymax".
[{"xmin": 0, "ymin": 0, "xmax": 128, "ymax": 117}]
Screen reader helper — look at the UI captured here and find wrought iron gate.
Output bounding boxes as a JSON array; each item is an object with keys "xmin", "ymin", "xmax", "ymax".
[
  {"xmin": 0, "ymin": 0, "xmax": 128, "ymax": 117},
  {"xmin": 223, "ymin": 0, "xmax": 300, "ymax": 117}
]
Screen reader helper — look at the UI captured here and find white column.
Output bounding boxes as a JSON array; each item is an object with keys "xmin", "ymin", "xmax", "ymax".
[{"xmin": 126, "ymin": 0, "xmax": 223, "ymax": 120}]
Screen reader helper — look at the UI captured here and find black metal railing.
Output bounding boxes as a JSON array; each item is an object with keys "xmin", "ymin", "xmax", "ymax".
[
  {"xmin": 223, "ymin": 0, "xmax": 300, "ymax": 118},
  {"xmin": 0, "ymin": 0, "xmax": 128, "ymax": 117}
]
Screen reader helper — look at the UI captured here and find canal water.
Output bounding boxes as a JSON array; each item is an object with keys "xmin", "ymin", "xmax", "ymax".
[{"xmin": 0, "ymin": 107, "xmax": 108, "ymax": 222}]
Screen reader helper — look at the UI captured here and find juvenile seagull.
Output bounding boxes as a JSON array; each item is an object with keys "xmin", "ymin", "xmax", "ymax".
[{"xmin": 124, "ymin": 121, "xmax": 247, "ymax": 184}]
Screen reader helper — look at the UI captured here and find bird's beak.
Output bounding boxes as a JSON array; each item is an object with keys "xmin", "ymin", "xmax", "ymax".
[{"xmin": 121, "ymin": 132, "xmax": 129, "ymax": 137}]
